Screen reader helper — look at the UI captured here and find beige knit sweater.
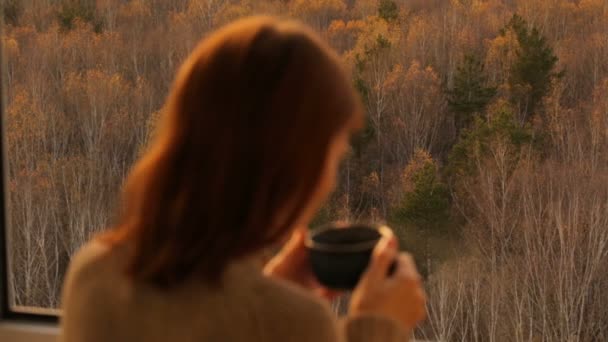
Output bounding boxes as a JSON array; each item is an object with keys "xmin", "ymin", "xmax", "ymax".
[{"xmin": 59, "ymin": 240, "xmax": 409, "ymax": 342}]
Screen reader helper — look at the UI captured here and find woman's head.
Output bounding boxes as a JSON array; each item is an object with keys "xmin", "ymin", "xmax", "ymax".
[{"xmin": 108, "ymin": 16, "xmax": 363, "ymax": 287}]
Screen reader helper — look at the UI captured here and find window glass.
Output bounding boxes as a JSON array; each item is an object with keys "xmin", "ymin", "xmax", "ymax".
[{"xmin": 3, "ymin": 1, "xmax": 608, "ymax": 340}]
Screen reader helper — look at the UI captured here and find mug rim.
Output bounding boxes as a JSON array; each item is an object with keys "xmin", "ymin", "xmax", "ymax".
[{"xmin": 305, "ymin": 223, "xmax": 392, "ymax": 253}]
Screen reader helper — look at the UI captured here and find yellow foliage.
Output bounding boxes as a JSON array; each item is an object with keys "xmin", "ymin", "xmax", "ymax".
[
  {"xmin": 213, "ymin": 1, "xmax": 254, "ymax": 26},
  {"xmin": 328, "ymin": 19, "xmax": 346, "ymax": 34},
  {"xmin": 352, "ymin": 0, "xmax": 379, "ymax": 18},
  {"xmin": 346, "ymin": 19, "xmax": 366, "ymax": 31},
  {"xmin": 383, "ymin": 64, "xmax": 404, "ymax": 92},
  {"xmin": 118, "ymin": 0, "xmax": 152, "ymax": 19},
  {"xmin": 352, "ymin": 16, "xmax": 399, "ymax": 52},
  {"xmin": 577, "ymin": 0, "xmax": 607, "ymax": 17},
  {"xmin": 288, "ymin": 0, "xmax": 347, "ymax": 30},
  {"xmin": 405, "ymin": 15, "xmax": 434, "ymax": 57},
  {"xmin": 361, "ymin": 171, "xmax": 380, "ymax": 194},
  {"xmin": 397, "ymin": 61, "xmax": 442, "ymax": 103},
  {"xmin": 289, "ymin": 0, "xmax": 347, "ymax": 17},
  {"xmin": 2, "ymin": 36, "xmax": 19, "ymax": 60},
  {"xmin": 64, "ymin": 70, "xmax": 129, "ymax": 107},
  {"xmin": 456, "ymin": 26, "xmax": 476, "ymax": 51},
  {"xmin": 402, "ymin": 149, "xmax": 435, "ymax": 192},
  {"xmin": 484, "ymin": 30, "xmax": 520, "ymax": 85},
  {"xmin": 591, "ymin": 78, "xmax": 608, "ymax": 146},
  {"xmin": 7, "ymin": 87, "xmax": 45, "ymax": 145},
  {"xmin": 470, "ymin": 0, "xmax": 510, "ymax": 35},
  {"xmin": 328, "ymin": 19, "xmax": 371, "ymax": 55}
]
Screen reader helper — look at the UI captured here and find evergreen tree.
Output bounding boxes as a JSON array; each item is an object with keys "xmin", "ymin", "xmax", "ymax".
[
  {"xmin": 396, "ymin": 158, "xmax": 450, "ymax": 229},
  {"xmin": 58, "ymin": 0, "xmax": 103, "ymax": 32},
  {"xmin": 501, "ymin": 14, "xmax": 562, "ymax": 120},
  {"xmin": 446, "ymin": 101, "xmax": 535, "ymax": 180},
  {"xmin": 447, "ymin": 54, "xmax": 497, "ymax": 130},
  {"xmin": 378, "ymin": 0, "xmax": 398, "ymax": 22},
  {"xmin": 2, "ymin": 0, "xmax": 22, "ymax": 25},
  {"xmin": 392, "ymin": 150, "xmax": 451, "ymax": 276}
]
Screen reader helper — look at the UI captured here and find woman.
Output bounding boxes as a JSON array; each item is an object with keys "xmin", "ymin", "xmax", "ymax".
[{"xmin": 59, "ymin": 16, "xmax": 426, "ymax": 342}]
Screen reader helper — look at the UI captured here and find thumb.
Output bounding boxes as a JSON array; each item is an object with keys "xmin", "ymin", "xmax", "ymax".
[
  {"xmin": 264, "ymin": 228, "xmax": 307, "ymax": 275},
  {"xmin": 362, "ymin": 234, "xmax": 398, "ymax": 283},
  {"xmin": 278, "ymin": 227, "xmax": 307, "ymax": 259}
]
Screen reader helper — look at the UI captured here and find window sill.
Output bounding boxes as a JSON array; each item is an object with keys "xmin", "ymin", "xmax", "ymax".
[{"xmin": 0, "ymin": 321, "xmax": 58, "ymax": 342}]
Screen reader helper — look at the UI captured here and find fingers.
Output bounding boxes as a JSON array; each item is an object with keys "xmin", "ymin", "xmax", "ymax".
[
  {"xmin": 351, "ymin": 246, "xmax": 428, "ymax": 329},
  {"xmin": 394, "ymin": 253, "xmax": 427, "ymax": 323},
  {"xmin": 394, "ymin": 253, "xmax": 421, "ymax": 282},
  {"xmin": 316, "ymin": 287, "xmax": 343, "ymax": 301},
  {"xmin": 362, "ymin": 233, "xmax": 398, "ymax": 283}
]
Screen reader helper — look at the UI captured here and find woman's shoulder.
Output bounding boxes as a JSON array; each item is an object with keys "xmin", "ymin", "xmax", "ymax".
[
  {"xmin": 246, "ymin": 273, "xmax": 341, "ymax": 340},
  {"xmin": 59, "ymin": 240, "xmax": 119, "ymax": 338},
  {"xmin": 61, "ymin": 238, "xmax": 130, "ymax": 302},
  {"xmin": 71, "ymin": 238, "xmax": 112, "ymax": 265},
  {"xmin": 66, "ymin": 239, "xmax": 122, "ymax": 280}
]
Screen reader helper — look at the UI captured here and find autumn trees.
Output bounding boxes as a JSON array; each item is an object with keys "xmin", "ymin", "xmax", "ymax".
[{"xmin": 2, "ymin": 1, "xmax": 608, "ymax": 340}]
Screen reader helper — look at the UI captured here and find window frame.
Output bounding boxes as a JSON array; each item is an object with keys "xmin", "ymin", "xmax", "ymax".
[{"xmin": 0, "ymin": 18, "xmax": 59, "ymax": 325}]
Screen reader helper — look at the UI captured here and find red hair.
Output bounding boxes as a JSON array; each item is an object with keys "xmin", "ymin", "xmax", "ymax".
[{"xmin": 102, "ymin": 16, "xmax": 363, "ymax": 288}]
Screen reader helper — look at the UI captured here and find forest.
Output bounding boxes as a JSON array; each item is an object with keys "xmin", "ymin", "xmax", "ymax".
[{"xmin": 2, "ymin": 0, "xmax": 608, "ymax": 340}]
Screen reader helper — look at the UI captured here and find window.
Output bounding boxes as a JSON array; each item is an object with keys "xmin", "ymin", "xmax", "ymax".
[{"xmin": 2, "ymin": 1, "xmax": 608, "ymax": 341}]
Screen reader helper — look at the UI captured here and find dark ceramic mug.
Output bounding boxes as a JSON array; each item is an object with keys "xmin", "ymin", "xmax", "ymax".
[{"xmin": 305, "ymin": 223, "xmax": 397, "ymax": 290}]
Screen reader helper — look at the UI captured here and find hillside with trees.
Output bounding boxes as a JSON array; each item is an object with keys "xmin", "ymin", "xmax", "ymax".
[{"xmin": 3, "ymin": 0, "xmax": 608, "ymax": 340}]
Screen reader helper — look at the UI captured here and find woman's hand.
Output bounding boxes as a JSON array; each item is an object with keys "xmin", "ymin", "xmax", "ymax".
[
  {"xmin": 263, "ymin": 227, "xmax": 340, "ymax": 300},
  {"xmin": 349, "ymin": 232, "xmax": 427, "ymax": 332}
]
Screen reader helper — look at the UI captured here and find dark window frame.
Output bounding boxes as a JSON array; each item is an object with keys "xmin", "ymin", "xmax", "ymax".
[{"xmin": 0, "ymin": 18, "xmax": 59, "ymax": 325}]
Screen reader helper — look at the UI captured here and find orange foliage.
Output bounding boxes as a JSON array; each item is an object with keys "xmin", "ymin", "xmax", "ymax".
[
  {"xmin": 484, "ymin": 29, "xmax": 520, "ymax": 85},
  {"xmin": 6, "ymin": 1, "xmax": 608, "ymax": 325}
]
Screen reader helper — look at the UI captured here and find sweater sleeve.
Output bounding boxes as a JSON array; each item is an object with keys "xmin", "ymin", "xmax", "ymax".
[
  {"xmin": 275, "ymin": 287, "xmax": 409, "ymax": 342},
  {"xmin": 340, "ymin": 314, "xmax": 411, "ymax": 342},
  {"xmin": 58, "ymin": 242, "xmax": 113, "ymax": 342}
]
